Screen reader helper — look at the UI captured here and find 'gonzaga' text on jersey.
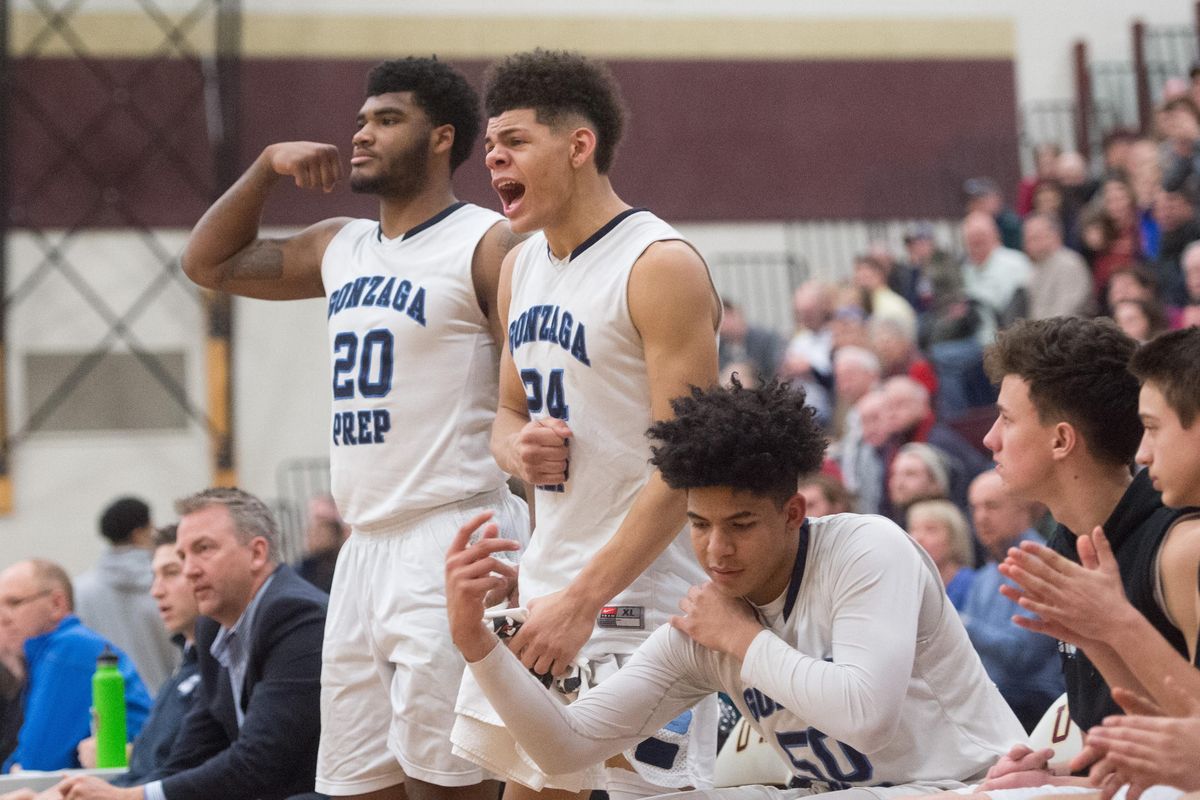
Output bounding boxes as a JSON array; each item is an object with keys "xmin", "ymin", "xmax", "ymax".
[
  {"xmin": 507, "ymin": 209, "xmax": 712, "ymax": 652},
  {"xmin": 322, "ymin": 203, "xmax": 507, "ymax": 528}
]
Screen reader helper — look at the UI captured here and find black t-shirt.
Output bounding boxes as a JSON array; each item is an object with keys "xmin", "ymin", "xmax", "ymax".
[{"xmin": 1048, "ymin": 469, "xmax": 1192, "ymax": 731}]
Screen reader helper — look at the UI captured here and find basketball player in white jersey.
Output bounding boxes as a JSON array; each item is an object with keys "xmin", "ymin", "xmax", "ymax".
[
  {"xmin": 181, "ymin": 58, "xmax": 527, "ymax": 800},
  {"xmin": 446, "ymin": 379, "xmax": 1027, "ymax": 800},
  {"xmin": 448, "ymin": 50, "xmax": 721, "ymax": 800}
]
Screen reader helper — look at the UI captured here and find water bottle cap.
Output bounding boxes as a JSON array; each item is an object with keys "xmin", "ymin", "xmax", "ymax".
[{"xmin": 97, "ymin": 645, "xmax": 119, "ymax": 667}]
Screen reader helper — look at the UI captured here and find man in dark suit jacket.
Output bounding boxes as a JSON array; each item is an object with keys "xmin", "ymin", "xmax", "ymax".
[{"xmin": 58, "ymin": 488, "xmax": 328, "ymax": 800}]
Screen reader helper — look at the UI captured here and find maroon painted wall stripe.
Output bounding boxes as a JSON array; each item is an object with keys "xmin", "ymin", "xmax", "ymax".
[{"xmin": 9, "ymin": 57, "xmax": 1017, "ymax": 227}]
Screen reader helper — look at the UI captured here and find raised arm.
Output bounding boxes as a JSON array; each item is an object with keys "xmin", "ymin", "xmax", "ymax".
[
  {"xmin": 506, "ymin": 240, "xmax": 720, "ymax": 676},
  {"xmin": 181, "ymin": 142, "xmax": 352, "ymax": 300}
]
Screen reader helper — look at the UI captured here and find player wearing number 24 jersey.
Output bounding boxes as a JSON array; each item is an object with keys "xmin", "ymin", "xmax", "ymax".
[
  {"xmin": 446, "ymin": 380, "xmax": 1026, "ymax": 800},
  {"xmin": 182, "ymin": 58, "xmax": 527, "ymax": 800},
  {"xmin": 450, "ymin": 50, "xmax": 721, "ymax": 799}
]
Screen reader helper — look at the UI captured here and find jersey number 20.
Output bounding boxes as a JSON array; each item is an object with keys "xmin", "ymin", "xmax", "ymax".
[{"xmin": 333, "ymin": 329, "xmax": 394, "ymax": 399}]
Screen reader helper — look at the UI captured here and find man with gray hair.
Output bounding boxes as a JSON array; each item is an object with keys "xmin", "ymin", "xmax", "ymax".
[
  {"xmin": 831, "ymin": 345, "xmax": 880, "ymax": 439},
  {"xmin": 1022, "ymin": 213, "xmax": 1094, "ymax": 320},
  {"xmin": 58, "ymin": 487, "xmax": 328, "ymax": 800}
]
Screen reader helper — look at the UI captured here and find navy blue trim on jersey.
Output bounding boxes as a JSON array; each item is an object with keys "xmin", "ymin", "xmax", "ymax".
[
  {"xmin": 782, "ymin": 520, "xmax": 812, "ymax": 622},
  {"xmin": 376, "ymin": 201, "xmax": 468, "ymax": 243},
  {"xmin": 558, "ymin": 207, "xmax": 650, "ymax": 262}
]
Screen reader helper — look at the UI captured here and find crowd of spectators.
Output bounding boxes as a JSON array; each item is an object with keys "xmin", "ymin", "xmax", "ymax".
[{"xmin": 717, "ymin": 90, "xmax": 1200, "ymax": 737}]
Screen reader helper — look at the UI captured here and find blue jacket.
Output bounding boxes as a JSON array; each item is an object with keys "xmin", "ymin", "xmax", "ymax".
[
  {"xmin": 5, "ymin": 615, "xmax": 151, "ymax": 772},
  {"xmin": 959, "ymin": 530, "xmax": 1064, "ymax": 711},
  {"xmin": 143, "ymin": 565, "xmax": 327, "ymax": 800}
]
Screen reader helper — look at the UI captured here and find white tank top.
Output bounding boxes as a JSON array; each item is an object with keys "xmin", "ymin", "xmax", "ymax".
[
  {"xmin": 321, "ymin": 202, "xmax": 507, "ymax": 528},
  {"xmin": 508, "ymin": 209, "xmax": 710, "ymax": 651}
]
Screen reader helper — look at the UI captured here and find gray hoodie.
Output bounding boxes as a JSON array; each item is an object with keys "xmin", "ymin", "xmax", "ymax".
[{"xmin": 76, "ymin": 547, "xmax": 179, "ymax": 693}]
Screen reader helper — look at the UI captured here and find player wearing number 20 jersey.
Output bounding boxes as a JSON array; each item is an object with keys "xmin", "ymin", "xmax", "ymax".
[
  {"xmin": 324, "ymin": 203, "xmax": 509, "ymax": 527},
  {"xmin": 181, "ymin": 56, "xmax": 529, "ymax": 798}
]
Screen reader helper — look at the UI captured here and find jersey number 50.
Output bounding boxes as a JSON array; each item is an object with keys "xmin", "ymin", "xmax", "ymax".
[{"xmin": 333, "ymin": 329, "xmax": 394, "ymax": 399}]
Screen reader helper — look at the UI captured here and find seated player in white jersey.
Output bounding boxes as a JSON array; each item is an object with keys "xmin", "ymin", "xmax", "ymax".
[
  {"xmin": 451, "ymin": 50, "xmax": 721, "ymax": 800},
  {"xmin": 180, "ymin": 57, "xmax": 527, "ymax": 800},
  {"xmin": 446, "ymin": 379, "xmax": 1027, "ymax": 800}
]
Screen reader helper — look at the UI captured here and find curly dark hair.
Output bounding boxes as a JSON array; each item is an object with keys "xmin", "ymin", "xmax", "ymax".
[
  {"xmin": 1130, "ymin": 327, "xmax": 1200, "ymax": 429},
  {"xmin": 647, "ymin": 378, "xmax": 828, "ymax": 506},
  {"xmin": 484, "ymin": 49, "xmax": 626, "ymax": 174},
  {"xmin": 365, "ymin": 57, "xmax": 481, "ymax": 172},
  {"xmin": 985, "ymin": 316, "xmax": 1141, "ymax": 467}
]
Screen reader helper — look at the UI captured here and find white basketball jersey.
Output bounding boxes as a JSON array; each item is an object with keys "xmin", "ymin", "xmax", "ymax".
[
  {"xmin": 724, "ymin": 514, "xmax": 1025, "ymax": 787},
  {"xmin": 322, "ymin": 202, "xmax": 507, "ymax": 528},
  {"xmin": 507, "ymin": 209, "xmax": 710, "ymax": 652}
]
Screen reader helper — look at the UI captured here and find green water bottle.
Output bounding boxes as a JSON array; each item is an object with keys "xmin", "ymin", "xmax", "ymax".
[{"xmin": 92, "ymin": 646, "xmax": 128, "ymax": 768}]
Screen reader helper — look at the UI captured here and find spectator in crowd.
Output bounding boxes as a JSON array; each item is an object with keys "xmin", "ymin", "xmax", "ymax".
[
  {"xmin": 1161, "ymin": 96, "xmax": 1200, "ymax": 204},
  {"xmin": 959, "ymin": 470, "xmax": 1063, "ymax": 732},
  {"xmin": 1152, "ymin": 188, "xmax": 1200, "ymax": 306},
  {"xmin": 1101, "ymin": 128, "xmax": 1138, "ymax": 176},
  {"xmin": 896, "ymin": 222, "xmax": 947, "ymax": 313},
  {"xmin": 797, "ymin": 473, "xmax": 853, "ymax": 518},
  {"xmin": 296, "ymin": 494, "xmax": 347, "ymax": 595},
  {"xmin": 870, "ymin": 318, "xmax": 937, "ymax": 398},
  {"xmin": 74, "ymin": 526, "xmax": 202, "ymax": 786},
  {"xmin": 905, "ymin": 498, "xmax": 975, "ymax": 609},
  {"xmin": 1113, "ymin": 298, "xmax": 1170, "ymax": 343},
  {"xmin": 0, "ymin": 559, "xmax": 150, "ymax": 772},
  {"xmin": 1105, "ymin": 265, "xmax": 1159, "ymax": 315},
  {"xmin": 920, "ymin": 234, "xmax": 996, "ymax": 419},
  {"xmin": 57, "ymin": 487, "xmax": 328, "ymax": 800},
  {"xmin": 853, "ymin": 253, "xmax": 917, "ymax": 340},
  {"xmin": 780, "ymin": 280, "xmax": 835, "ymax": 422},
  {"xmin": 1016, "ymin": 142, "xmax": 1061, "ymax": 217},
  {"xmin": 880, "ymin": 376, "xmax": 990, "ymax": 517},
  {"xmin": 965, "ymin": 176, "xmax": 1023, "ymax": 250},
  {"xmin": 1128, "ymin": 136, "xmax": 1163, "ymax": 260},
  {"xmin": 887, "ymin": 442, "xmax": 952, "ymax": 524},
  {"xmin": 76, "ymin": 497, "xmax": 177, "ymax": 694},
  {"xmin": 838, "ymin": 388, "xmax": 888, "ymax": 515},
  {"xmin": 1081, "ymin": 175, "xmax": 1145, "ymax": 298},
  {"xmin": 828, "ymin": 287, "xmax": 870, "ymax": 352},
  {"xmin": 1056, "ymin": 151, "xmax": 1099, "ymax": 238},
  {"xmin": 0, "ymin": 619, "xmax": 24, "ymax": 768},
  {"xmin": 867, "ymin": 238, "xmax": 922, "ymax": 314},
  {"xmin": 961, "ymin": 211, "xmax": 1031, "ymax": 345},
  {"xmin": 718, "ymin": 299, "xmax": 784, "ymax": 387},
  {"xmin": 1178, "ymin": 240, "xmax": 1200, "ymax": 328},
  {"xmin": 1023, "ymin": 212, "xmax": 1094, "ymax": 319},
  {"xmin": 830, "ymin": 344, "xmax": 880, "ymax": 440},
  {"xmin": 1028, "ymin": 179, "xmax": 1067, "ymax": 230}
]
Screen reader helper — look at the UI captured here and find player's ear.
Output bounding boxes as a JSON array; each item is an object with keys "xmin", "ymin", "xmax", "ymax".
[
  {"xmin": 784, "ymin": 493, "xmax": 806, "ymax": 527},
  {"xmin": 568, "ymin": 127, "xmax": 597, "ymax": 169},
  {"xmin": 430, "ymin": 123, "xmax": 455, "ymax": 158},
  {"xmin": 1050, "ymin": 420, "xmax": 1077, "ymax": 462}
]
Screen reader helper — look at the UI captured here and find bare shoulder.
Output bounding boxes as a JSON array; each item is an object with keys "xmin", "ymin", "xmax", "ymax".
[
  {"xmin": 473, "ymin": 221, "xmax": 530, "ymax": 331},
  {"xmin": 1163, "ymin": 516, "xmax": 1200, "ymax": 559},
  {"xmin": 478, "ymin": 219, "xmax": 529, "ymax": 260},
  {"xmin": 472, "ymin": 221, "xmax": 528, "ymax": 290}
]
